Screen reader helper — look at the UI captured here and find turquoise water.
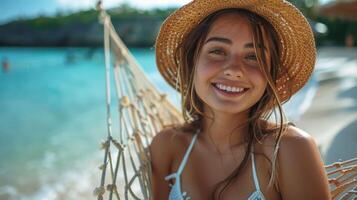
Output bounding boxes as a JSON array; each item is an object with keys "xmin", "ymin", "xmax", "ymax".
[
  {"xmin": 0, "ymin": 47, "xmax": 179, "ymax": 199},
  {"xmin": 0, "ymin": 47, "xmax": 316, "ymax": 199}
]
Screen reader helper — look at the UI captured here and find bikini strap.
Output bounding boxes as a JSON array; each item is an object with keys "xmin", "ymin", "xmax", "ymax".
[
  {"xmin": 251, "ymin": 145, "xmax": 262, "ymax": 191},
  {"xmin": 177, "ymin": 129, "xmax": 199, "ymax": 175}
]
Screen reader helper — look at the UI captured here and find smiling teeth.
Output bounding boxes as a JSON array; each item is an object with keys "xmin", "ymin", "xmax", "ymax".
[{"xmin": 215, "ymin": 83, "xmax": 244, "ymax": 93}]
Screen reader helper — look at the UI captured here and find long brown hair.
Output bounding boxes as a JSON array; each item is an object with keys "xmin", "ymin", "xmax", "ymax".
[{"xmin": 174, "ymin": 8, "xmax": 292, "ymax": 199}]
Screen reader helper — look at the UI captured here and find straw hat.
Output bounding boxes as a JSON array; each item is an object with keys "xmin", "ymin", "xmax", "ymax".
[{"xmin": 155, "ymin": 0, "xmax": 316, "ymax": 102}]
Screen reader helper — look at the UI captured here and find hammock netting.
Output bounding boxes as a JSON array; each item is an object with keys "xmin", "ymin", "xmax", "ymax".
[
  {"xmin": 325, "ymin": 158, "xmax": 357, "ymax": 199},
  {"xmin": 93, "ymin": 9, "xmax": 182, "ymax": 200},
  {"xmin": 93, "ymin": 7, "xmax": 357, "ymax": 200}
]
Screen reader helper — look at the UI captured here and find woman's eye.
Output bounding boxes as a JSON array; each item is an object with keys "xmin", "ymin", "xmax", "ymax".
[{"xmin": 208, "ymin": 49, "xmax": 226, "ymax": 56}]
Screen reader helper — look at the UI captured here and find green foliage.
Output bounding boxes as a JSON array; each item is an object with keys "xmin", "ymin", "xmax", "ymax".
[
  {"xmin": 316, "ymin": 16, "xmax": 357, "ymax": 46},
  {"xmin": 7, "ymin": 9, "xmax": 98, "ymax": 30},
  {"xmin": 108, "ymin": 3, "xmax": 176, "ymax": 20},
  {"xmin": 287, "ymin": 0, "xmax": 319, "ymax": 19},
  {"xmin": 5, "ymin": 3, "xmax": 176, "ymax": 30},
  {"xmin": 287, "ymin": 0, "xmax": 357, "ymax": 46},
  {"xmin": 2, "ymin": 1, "xmax": 355, "ymax": 47}
]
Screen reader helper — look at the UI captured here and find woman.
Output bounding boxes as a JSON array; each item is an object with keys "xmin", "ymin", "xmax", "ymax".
[{"xmin": 150, "ymin": 1, "xmax": 331, "ymax": 199}]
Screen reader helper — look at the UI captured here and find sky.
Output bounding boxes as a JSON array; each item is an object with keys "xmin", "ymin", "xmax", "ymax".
[
  {"xmin": 1, "ymin": 0, "xmax": 331, "ymax": 24},
  {"xmin": 0, "ymin": 0, "xmax": 191, "ymax": 24}
]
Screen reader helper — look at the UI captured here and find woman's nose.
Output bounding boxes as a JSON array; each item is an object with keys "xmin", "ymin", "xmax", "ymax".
[{"xmin": 223, "ymin": 58, "xmax": 244, "ymax": 79}]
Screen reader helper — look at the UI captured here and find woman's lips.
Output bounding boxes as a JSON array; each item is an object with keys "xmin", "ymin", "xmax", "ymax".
[{"xmin": 211, "ymin": 83, "xmax": 248, "ymax": 97}]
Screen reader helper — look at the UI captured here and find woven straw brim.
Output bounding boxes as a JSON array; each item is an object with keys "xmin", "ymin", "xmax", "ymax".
[{"xmin": 155, "ymin": 0, "xmax": 316, "ymax": 102}]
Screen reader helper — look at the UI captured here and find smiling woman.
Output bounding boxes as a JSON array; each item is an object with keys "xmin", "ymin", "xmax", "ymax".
[
  {"xmin": 151, "ymin": 0, "xmax": 331, "ymax": 200},
  {"xmin": 194, "ymin": 13, "xmax": 268, "ymax": 117}
]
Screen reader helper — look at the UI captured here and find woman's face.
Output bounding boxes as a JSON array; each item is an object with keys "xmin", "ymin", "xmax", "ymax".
[{"xmin": 194, "ymin": 13, "xmax": 269, "ymax": 116}]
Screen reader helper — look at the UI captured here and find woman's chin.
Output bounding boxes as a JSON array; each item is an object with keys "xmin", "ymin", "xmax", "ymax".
[{"xmin": 205, "ymin": 103, "xmax": 250, "ymax": 116}]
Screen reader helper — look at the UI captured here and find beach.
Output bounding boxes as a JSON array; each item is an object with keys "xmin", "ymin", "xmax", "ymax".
[{"xmin": 295, "ymin": 47, "xmax": 357, "ymax": 164}]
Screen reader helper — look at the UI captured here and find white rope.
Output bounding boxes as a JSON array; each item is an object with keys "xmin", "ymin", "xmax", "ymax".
[{"xmin": 94, "ymin": 5, "xmax": 182, "ymax": 200}]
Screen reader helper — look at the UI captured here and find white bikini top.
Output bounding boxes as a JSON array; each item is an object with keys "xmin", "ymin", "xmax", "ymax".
[{"xmin": 164, "ymin": 132, "xmax": 266, "ymax": 200}]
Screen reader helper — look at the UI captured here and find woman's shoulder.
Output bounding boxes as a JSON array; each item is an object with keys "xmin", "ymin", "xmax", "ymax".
[
  {"xmin": 259, "ymin": 122, "xmax": 330, "ymax": 197},
  {"xmin": 255, "ymin": 122, "xmax": 318, "ymax": 167},
  {"xmin": 150, "ymin": 124, "xmax": 196, "ymax": 167},
  {"xmin": 259, "ymin": 121, "xmax": 316, "ymax": 147},
  {"xmin": 277, "ymin": 125, "xmax": 322, "ymax": 170},
  {"xmin": 279, "ymin": 125, "xmax": 317, "ymax": 150},
  {"xmin": 257, "ymin": 123, "xmax": 330, "ymax": 198},
  {"xmin": 151, "ymin": 124, "xmax": 195, "ymax": 149}
]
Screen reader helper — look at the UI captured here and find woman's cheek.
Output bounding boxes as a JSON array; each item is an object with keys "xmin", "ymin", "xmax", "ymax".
[
  {"xmin": 198, "ymin": 59, "xmax": 226, "ymax": 75},
  {"xmin": 253, "ymin": 70, "xmax": 268, "ymax": 91},
  {"xmin": 196, "ymin": 60, "xmax": 215, "ymax": 77}
]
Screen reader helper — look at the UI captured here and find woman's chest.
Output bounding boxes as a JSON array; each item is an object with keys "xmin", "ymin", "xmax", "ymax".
[
  {"xmin": 175, "ymin": 152, "xmax": 281, "ymax": 200},
  {"xmin": 181, "ymin": 160, "xmax": 255, "ymax": 199}
]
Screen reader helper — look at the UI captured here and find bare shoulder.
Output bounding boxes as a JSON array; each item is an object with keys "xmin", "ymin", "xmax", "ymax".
[
  {"xmin": 150, "ymin": 125, "xmax": 193, "ymax": 152},
  {"xmin": 278, "ymin": 126, "xmax": 323, "ymax": 174},
  {"xmin": 255, "ymin": 123, "xmax": 315, "ymax": 160},
  {"xmin": 280, "ymin": 125, "xmax": 316, "ymax": 148},
  {"xmin": 150, "ymin": 127, "xmax": 178, "ymax": 167},
  {"xmin": 150, "ymin": 126, "xmax": 178, "ymax": 151},
  {"xmin": 277, "ymin": 125, "xmax": 331, "ymax": 200},
  {"xmin": 150, "ymin": 125, "xmax": 192, "ymax": 172},
  {"xmin": 149, "ymin": 125, "xmax": 190, "ymax": 199},
  {"xmin": 254, "ymin": 123, "xmax": 331, "ymax": 199},
  {"xmin": 276, "ymin": 125, "xmax": 319, "ymax": 162},
  {"xmin": 257, "ymin": 123, "xmax": 317, "ymax": 157}
]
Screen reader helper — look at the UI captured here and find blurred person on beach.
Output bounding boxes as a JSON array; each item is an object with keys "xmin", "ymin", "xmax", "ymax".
[
  {"xmin": 2, "ymin": 57, "xmax": 10, "ymax": 73},
  {"xmin": 150, "ymin": 0, "xmax": 331, "ymax": 199},
  {"xmin": 345, "ymin": 33, "xmax": 355, "ymax": 48}
]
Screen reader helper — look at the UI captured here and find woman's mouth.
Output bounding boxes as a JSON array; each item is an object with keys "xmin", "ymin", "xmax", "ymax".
[{"xmin": 212, "ymin": 83, "xmax": 249, "ymax": 97}]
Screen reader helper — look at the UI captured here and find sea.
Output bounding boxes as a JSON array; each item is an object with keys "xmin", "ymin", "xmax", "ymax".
[{"xmin": 0, "ymin": 47, "xmax": 317, "ymax": 200}]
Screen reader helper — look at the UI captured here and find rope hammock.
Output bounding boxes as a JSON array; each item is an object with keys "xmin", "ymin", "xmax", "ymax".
[
  {"xmin": 93, "ymin": 4, "xmax": 182, "ymax": 200},
  {"xmin": 92, "ymin": 2, "xmax": 357, "ymax": 200},
  {"xmin": 326, "ymin": 157, "xmax": 357, "ymax": 199}
]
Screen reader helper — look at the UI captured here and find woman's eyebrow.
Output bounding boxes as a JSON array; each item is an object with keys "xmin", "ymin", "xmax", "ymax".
[
  {"xmin": 244, "ymin": 43, "xmax": 266, "ymax": 50},
  {"xmin": 205, "ymin": 37, "xmax": 232, "ymax": 44},
  {"xmin": 205, "ymin": 38, "xmax": 266, "ymax": 50}
]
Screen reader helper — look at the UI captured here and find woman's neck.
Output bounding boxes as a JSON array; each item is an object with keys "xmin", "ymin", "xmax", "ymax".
[{"xmin": 200, "ymin": 108, "xmax": 250, "ymax": 152}]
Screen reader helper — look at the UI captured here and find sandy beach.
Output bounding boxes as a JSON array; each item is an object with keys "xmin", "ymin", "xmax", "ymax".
[{"xmin": 296, "ymin": 47, "xmax": 357, "ymax": 165}]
